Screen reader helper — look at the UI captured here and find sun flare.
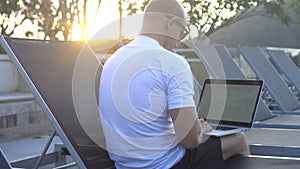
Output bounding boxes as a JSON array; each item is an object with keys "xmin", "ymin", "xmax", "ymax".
[{"xmin": 71, "ymin": 0, "xmax": 120, "ymax": 41}]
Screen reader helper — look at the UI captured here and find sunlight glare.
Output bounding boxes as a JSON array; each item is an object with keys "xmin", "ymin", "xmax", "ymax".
[
  {"xmin": 72, "ymin": 24, "xmax": 83, "ymax": 41},
  {"xmin": 72, "ymin": 0, "xmax": 120, "ymax": 40}
]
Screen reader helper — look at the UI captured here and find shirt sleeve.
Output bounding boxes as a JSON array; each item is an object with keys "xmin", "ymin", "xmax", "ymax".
[{"xmin": 166, "ymin": 60, "xmax": 196, "ymax": 110}]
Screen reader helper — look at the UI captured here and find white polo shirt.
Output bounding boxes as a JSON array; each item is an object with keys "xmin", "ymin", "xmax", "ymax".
[{"xmin": 99, "ymin": 36, "xmax": 195, "ymax": 168}]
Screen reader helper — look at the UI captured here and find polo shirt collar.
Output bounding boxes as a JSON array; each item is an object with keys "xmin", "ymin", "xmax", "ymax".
[{"xmin": 133, "ymin": 35, "xmax": 161, "ymax": 48}]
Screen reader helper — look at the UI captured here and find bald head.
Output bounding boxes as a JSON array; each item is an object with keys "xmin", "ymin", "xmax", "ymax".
[
  {"xmin": 141, "ymin": 0, "xmax": 187, "ymax": 32},
  {"xmin": 140, "ymin": 0, "xmax": 187, "ymax": 51},
  {"xmin": 145, "ymin": 0, "xmax": 186, "ymax": 19}
]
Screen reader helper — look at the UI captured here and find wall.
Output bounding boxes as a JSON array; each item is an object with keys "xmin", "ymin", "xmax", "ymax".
[
  {"xmin": 0, "ymin": 55, "xmax": 51, "ymax": 142},
  {"xmin": 0, "ymin": 55, "xmax": 19, "ymax": 92}
]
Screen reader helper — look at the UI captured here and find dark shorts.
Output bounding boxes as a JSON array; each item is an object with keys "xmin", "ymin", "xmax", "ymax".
[{"xmin": 172, "ymin": 137, "xmax": 225, "ymax": 169}]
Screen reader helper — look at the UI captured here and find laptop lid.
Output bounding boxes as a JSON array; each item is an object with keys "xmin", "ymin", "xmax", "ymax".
[{"xmin": 198, "ymin": 79, "xmax": 263, "ymax": 128}]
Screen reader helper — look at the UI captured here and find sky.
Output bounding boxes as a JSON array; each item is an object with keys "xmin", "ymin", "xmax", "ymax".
[
  {"xmin": 13, "ymin": 0, "xmax": 121, "ymax": 40},
  {"xmin": 83, "ymin": 0, "xmax": 196, "ymax": 41},
  {"xmin": 66, "ymin": 0, "xmax": 199, "ymax": 41},
  {"xmin": 12, "ymin": 0, "xmax": 194, "ymax": 40},
  {"xmin": 75, "ymin": 0, "xmax": 122, "ymax": 40},
  {"xmin": 84, "ymin": 0, "xmax": 146, "ymax": 40}
]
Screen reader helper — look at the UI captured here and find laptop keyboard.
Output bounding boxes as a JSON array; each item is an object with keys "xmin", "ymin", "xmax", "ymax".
[{"xmin": 215, "ymin": 126, "xmax": 236, "ymax": 131}]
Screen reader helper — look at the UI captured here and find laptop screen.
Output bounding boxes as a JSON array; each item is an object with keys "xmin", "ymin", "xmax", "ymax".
[{"xmin": 198, "ymin": 79, "xmax": 263, "ymax": 128}]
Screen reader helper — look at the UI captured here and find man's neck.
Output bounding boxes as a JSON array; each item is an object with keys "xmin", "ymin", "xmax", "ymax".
[{"xmin": 139, "ymin": 33, "xmax": 169, "ymax": 50}]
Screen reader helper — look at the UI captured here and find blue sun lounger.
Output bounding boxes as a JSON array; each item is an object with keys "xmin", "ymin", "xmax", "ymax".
[
  {"xmin": 191, "ymin": 43, "xmax": 300, "ymax": 158},
  {"xmin": 1, "ymin": 36, "xmax": 300, "ymax": 169},
  {"xmin": 238, "ymin": 47, "xmax": 300, "ymax": 115},
  {"xmin": 192, "ymin": 43, "xmax": 300, "ymax": 129},
  {"xmin": 266, "ymin": 49, "xmax": 300, "ymax": 95}
]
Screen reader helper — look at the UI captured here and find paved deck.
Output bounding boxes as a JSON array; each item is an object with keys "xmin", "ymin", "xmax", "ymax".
[{"xmin": 0, "ymin": 134, "xmax": 63, "ymax": 162}]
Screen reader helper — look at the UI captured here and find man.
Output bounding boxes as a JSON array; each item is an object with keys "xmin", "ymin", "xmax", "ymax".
[{"xmin": 99, "ymin": 0, "xmax": 250, "ymax": 168}]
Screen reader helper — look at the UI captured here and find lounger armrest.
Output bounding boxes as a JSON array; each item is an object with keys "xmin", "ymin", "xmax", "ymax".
[{"xmin": 272, "ymin": 111, "xmax": 300, "ymax": 116}]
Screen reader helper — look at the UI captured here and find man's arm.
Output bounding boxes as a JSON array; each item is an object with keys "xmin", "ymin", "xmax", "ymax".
[{"xmin": 169, "ymin": 107, "xmax": 210, "ymax": 149}]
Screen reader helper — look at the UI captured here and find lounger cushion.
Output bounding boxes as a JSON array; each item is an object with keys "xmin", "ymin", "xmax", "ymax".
[{"xmin": 225, "ymin": 155, "xmax": 300, "ymax": 169}]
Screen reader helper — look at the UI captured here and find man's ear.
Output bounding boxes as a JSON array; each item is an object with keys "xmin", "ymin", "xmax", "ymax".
[{"xmin": 166, "ymin": 16, "xmax": 177, "ymax": 31}]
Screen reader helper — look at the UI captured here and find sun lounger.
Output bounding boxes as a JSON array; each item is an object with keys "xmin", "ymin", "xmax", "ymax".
[
  {"xmin": 0, "ymin": 148, "xmax": 13, "ymax": 169},
  {"xmin": 0, "ymin": 36, "xmax": 115, "ymax": 169},
  {"xmin": 225, "ymin": 155, "xmax": 300, "ymax": 169},
  {"xmin": 266, "ymin": 49, "xmax": 300, "ymax": 95},
  {"xmin": 191, "ymin": 44, "xmax": 269, "ymax": 116},
  {"xmin": 0, "ymin": 147, "xmax": 30, "ymax": 169},
  {"xmin": 238, "ymin": 47, "xmax": 300, "ymax": 114},
  {"xmin": 191, "ymin": 43, "xmax": 300, "ymax": 159},
  {"xmin": 191, "ymin": 43, "xmax": 300, "ymax": 129},
  {"xmin": 2, "ymin": 36, "xmax": 300, "ymax": 169}
]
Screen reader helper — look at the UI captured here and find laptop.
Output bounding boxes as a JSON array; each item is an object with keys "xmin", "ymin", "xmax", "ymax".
[{"xmin": 197, "ymin": 79, "xmax": 263, "ymax": 137}]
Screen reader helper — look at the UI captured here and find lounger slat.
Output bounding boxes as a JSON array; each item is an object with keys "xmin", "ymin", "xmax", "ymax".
[
  {"xmin": 267, "ymin": 50, "xmax": 300, "ymax": 94},
  {"xmin": 238, "ymin": 47, "xmax": 300, "ymax": 112}
]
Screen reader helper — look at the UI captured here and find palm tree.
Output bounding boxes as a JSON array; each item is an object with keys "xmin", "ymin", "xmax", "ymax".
[{"xmin": 118, "ymin": 0, "xmax": 123, "ymax": 39}]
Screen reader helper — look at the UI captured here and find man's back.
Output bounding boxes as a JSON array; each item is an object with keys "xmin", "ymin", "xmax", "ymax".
[{"xmin": 99, "ymin": 36, "xmax": 195, "ymax": 168}]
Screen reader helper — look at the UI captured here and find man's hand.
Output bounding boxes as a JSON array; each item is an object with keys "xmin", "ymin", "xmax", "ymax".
[
  {"xmin": 170, "ymin": 107, "xmax": 203, "ymax": 149},
  {"xmin": 199, "ymin": 118, "xmax": 212, "ymax": 134}
]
